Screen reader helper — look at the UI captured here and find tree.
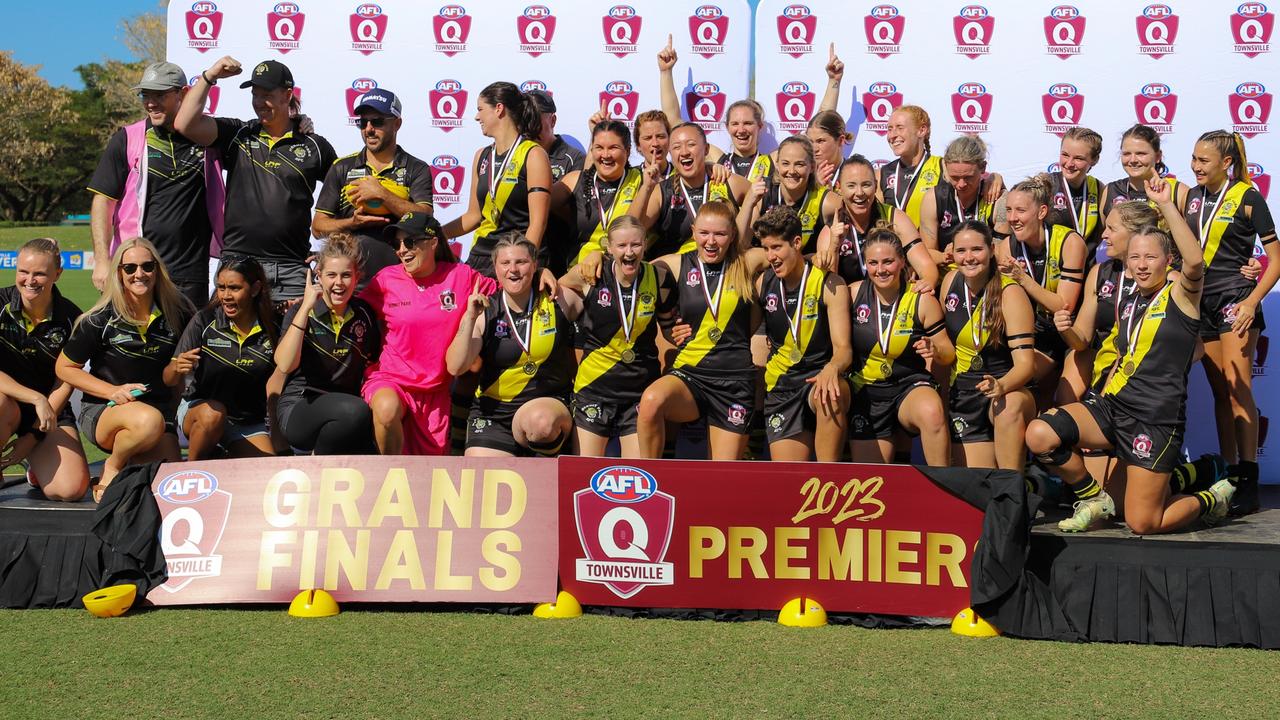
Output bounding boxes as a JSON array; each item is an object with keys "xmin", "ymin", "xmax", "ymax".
[{"xmin": 0, "ymin": 52, "xmax": 80, "ymax": 222}]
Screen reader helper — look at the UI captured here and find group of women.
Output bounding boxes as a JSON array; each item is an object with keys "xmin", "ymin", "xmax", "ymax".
[{"xmin": 0, "ymin": 45, "xmax": 1275, "ymax": 538}]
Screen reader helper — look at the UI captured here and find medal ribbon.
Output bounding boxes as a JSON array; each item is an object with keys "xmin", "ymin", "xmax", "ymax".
[
  {"xmin": 1122, "ymin": 282, "xmax": 1171, "ymax": 365},
  {"xmin": 503, "ymin": 290, "xmax": 533, "ymax": 357},
  {"xmin": 783, "ymin": 263, "xmax": 811, "ymax": 352},
  {"xmin": 697, "ymin": 257, "xmax": 725, "ymax": 323},
  {"xmin": 614, "ymin": 262, "xmax": 641, "ymax": 344}
]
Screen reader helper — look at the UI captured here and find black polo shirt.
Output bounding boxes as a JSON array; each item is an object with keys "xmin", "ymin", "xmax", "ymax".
[
  {"xmin": 315, "ymin": 145, "xmax": 434, "ymax": 286},
  {"xmin": 175, "ymin": 306, "xmax": 277, "ymax": 425},
  {"xmin": 61, "ymin": 303, "xmax": 186, "ymax": 408},
  {"xmin": 280, "ymin": 298, "xmax": 381, "ymax": 400},
  {"xmin": 212, "ymin": 118, "xmax": 337, "ymax": 264},
  {"xmin": 544, "ymin": 135, "xmax": 586, "ymax": 275},
  {"xmin": 87, "ymin": 122, "xmax": 213, "ymax": 282},
  {"xmin": 0, "ymin": 285, "xmax": 82, "ymax": 395}
]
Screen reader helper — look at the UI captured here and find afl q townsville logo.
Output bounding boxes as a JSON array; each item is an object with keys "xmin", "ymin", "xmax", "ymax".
[{"xmin": 574, "ymin": 466, "xmax": 675, "ymax": 599}]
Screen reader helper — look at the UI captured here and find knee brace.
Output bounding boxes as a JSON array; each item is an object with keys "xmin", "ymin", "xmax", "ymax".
[
  {"xmin": 525, "ymin": 429, "xmax": 567, "ymax": 457},
  {"xmin": 1033, "ymin": 409, "xmax": 1079, "ymax": 466}
]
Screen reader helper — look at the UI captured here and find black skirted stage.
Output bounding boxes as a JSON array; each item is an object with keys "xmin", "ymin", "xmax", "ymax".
[{"xmin": 1, "ymin": 468, "xmax": 1277, "ymax": 649}]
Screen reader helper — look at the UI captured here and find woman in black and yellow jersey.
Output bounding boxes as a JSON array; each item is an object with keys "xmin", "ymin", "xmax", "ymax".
[
  {"xmin": 560, "ymin": 217, "xmax": 681, "ymax": 457},
  {"xmin": 736, "ymin": 136, "xmax": 839, "ymax": 251},
  {"xmin": 814, "ymin": 156, "xmax": 937, "ymax": 289},
  {"xmin": 752, "ymin": 207, "xmax": 851, "ymax": 462},
  {"xmin": 637, "ymin": 202, "xmax": 769, "ymax": 460},
  {"xmin": 1047, "ymin": 127, "xmax": 1105, "ymax": 260},
  {"xmin": 847, "ymin": 229, "xmax": 954, "ymax": 466},
  {"xmin": 0, "ymin": 238, "xmax": 89, "ymax": 501},
  {"xmin": 629, "ymin": 123, "xmax": 752, "ymax": 259},
  {"xmin": 919, "ymin": 136, "xmax": 1001, "ymax": 261},
  {"xmin": 555, "ymin": 121, "xmax": 647, "ymax": 268},
  {"xmin": 996, "ymin": 175, "xmax": 1087, "ymax": 408},
  {"xmin": 275, "ymin": 234, "xmax": 381, "ymax": 455},
  {"xmin": 447, "ymin": 234, "xmax": 582, "ymax": 457},
  {"xmin": 164, "ymin": 257, "xmax": 277, "ymax": 460},
  {"xmin": 942, "ymin": 221, "xmax": 1038, "ymax": 470},
  {"xmin": 441, "ymin": 82, "xmax": 552, "ymax": 276},
  {"xmin": 1188, "ymin": 130, "xmax": 1279, "ymax": 513},
  {"xmin": 56, "ymin": 238, "xmax": 193, "ymax": 500},
  {"xmin": 877, "ymin": 106, "xmax": 942, "ymax": 227},
  {"xmin": 1027, "ymin": 177, "xmax": 1236, "ymax": 534},
  {"xmin": 1100, "ymin": 124, "xmax": 1188, "ymax": 216}
]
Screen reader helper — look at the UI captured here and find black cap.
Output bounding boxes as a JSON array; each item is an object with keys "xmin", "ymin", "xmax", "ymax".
[
  {"xmin": 239, "ymin": 60, "xmax": 295, "ymax": 90},
  {"xmin": 526, "ymin": 89, "xmax": 556, "ymax": 114},
  {"xmin": 384, "ymin": 211, "xmax": 443, "ymax": 242}
]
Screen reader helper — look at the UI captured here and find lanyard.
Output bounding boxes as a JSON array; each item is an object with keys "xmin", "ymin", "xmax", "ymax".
[
  {"xmin": 613, "ymin": 262, "xmax": 640, "ymax": 343},
  {"xmin": 954, "ymin": 184, "xmax": 978, "ymax": 224},
  {"xmin": 1061, "ymin": 175, "xmax": 1086, "ymax": 236},
  {"xmin": 502, "ymin": 291, "xmax": 534, "ymax": 356},
  {"xmin": 680, "ymin": 178, "xmax": 706, "ymax": 216},
  {"xmin": 1113, "ymin": 271, "xmax": 1135, "ymax": 329},
  {"xmin": 487, "ymin": 142, "xmax": 518, "ymax": 202},
  {"xmin": 1123, "ymin": 282, "xmax": 1171, "ymax": 360},
  {"xmin": 892, "ymin": 157, "xmax": 923, "ymax": 209},
  {"xmin": 874, "ymin": 288, "xmax": 901, "ymax": 356},
  {"xmin": 697, "ymin": 257, "xmax": 725, "ymax": 322},
  {"xmin": 594, "ymin": 172, "xmax": 623, "ymax": 229},
  {"xmin": 963, "ymin": 284, "xmax": 983, "ymax": 351},
  {"xmin": 783, "ymin": 263, "xmax": 811, "ymax": 350},
  {"xmin": 1014, "ymin": 227, "xmax": 1048, "ymax": 286},
  {"xmin": 844, "ymin": 209, "xmax": 866, "ymax": 273},
  {"xmin": 1197, "ymin": 182, "xmax": 1229, "ymax": 249}
]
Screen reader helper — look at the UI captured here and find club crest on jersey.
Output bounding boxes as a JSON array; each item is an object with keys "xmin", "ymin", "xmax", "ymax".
[
  {"xmin": 267, "ymin": 3, "xmax": 306, "ymax": 53},
  {"xmin": 775, "ymin": 81, "xmax": 815, "ymax": 134},
  {"xmin": 953, "ymin": 5, "xmax": 993, "ymax": 57},
  {"xmin": 432, "ymin": 155, "xmax": 464, "ymax": 208},
  {"xmin": 517, "ymin": 5, "xmax": 557, "ymax": 56},
  {"xmin": 1230, "ymin": 82, "xmax": 1272, "ymax": 137},
  {"xmin": 350, "ymin": 4, "xmax": 387, "ymax": 55},
  {"xmin": 1232, "ymin": 3, "xmax": 1273, "ymax": 56},
  {"xmin": 1042, "ymin": 83, "xmax": 1083, "ymax": 136},
  {"xmin": 573, "ymin": 465, "xmax": 674, "ymax": 599},
  {"xmin": 433, "ymin": 5, "xmax": 471, "ymax": 55},
  {"xmin": 945, "ymin": 293, "xmax": 960, "ymax": 312},
  {"xmin": 952, "ymin": 82, "xmax": 992, "ymax": 133},
  {"xmin": 727, "ymin": 403, "xmax": 747, "ymax": 426},
  {"xmin": 494, "ymin": 319, "xmax": 509, "ymax": 338},
  {"xmin": 1044, "ymin": 5, "xmax": 1085, "ymax": 57},
  {"xmin": 1132, "ymin": 433, "xmax": 1154, "ymax": 459},
  {"xmin": 777, "ymin": 4, "xmax": 815, "ymax": 57},
  {"xmin": 689, "ymin": 5, "xmax": 728, "ymax": 57},
  {"xmin": 1136, "ymin": 4, "xmax": 1178, "ymax": 58},
  {"xmin": 186, "ymin": 2, "xmax": 223, "ymax": 52},
  {"xmin": 439, "ymin": 290, "xmax": 456, "ymax": 311},
  {"xmin": 1099, "ymin": 279, "xmax": 1115, "ymax": 299},
  {"xmin": 863, "ymin": 81, "xmax": 903, "ymax": 135},
  {"xmin": 686, "ymin": 268, "xmax": 702, "ymax": 287},
  {"xmin": 603, "ymin": 5, "xmax": 641, "ymax": 57},
  {"xmin": 598, "ymin": 288, "xmax": 613, "ymax": 308},
  {"xmin": 855, "ymin": 303, "xmax": 871, "ymax": 323},
  {"xmin": 865, "ymin": 5, "xmax": 904, "ymax": 57},
  {"xmin": 765, "ymin": 293, "xmax": 779, "ymax": 312}
]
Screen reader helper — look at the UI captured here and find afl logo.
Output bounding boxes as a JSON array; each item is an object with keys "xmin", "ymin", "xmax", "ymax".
[
  {"xmin": 777, "ymin": 4, "xmax": 816, "ymax": 57},
  {"xmin": 765, "ymin": 293, "xmax": 779, "ymax": 312},
  {"xmin": 573, "ymin": 465, "xmax": 675, "ymax": 599},
  {"xmin": 434, "ymin": 5, "xmax": 471, "ymax": 56},
  {"xmin": 155, "ymin": 468, "xmax": 233, "ymax": 594},
  {"xmin": 267, "ymin": 3, "xmax": 306, "ymax": 53},
  {"xmin": 953, "ymin": 5, "xmax": 993, "ymax": 57},
  {"xmin": 862, "ymin": 81, "xmax": 903, "ymax": 135},
  {"xmin": 775, "ymin": 81, "xmax": 815, "ymax": 133},
  {"xmin": 1136, "ymin": 4, "xmax": 1178, "ymax": 58},
  {"xmin": 591, "ymin": 465, "xmax": 657, "ymax": 503},
  {"xmin": 186, "ymin": 2, "xmax": 223, "ymax": 52},
  {"xmin": 1232, "ymin": 3, "xmax": 1273, "ymax": 57},
  {"xmin": 602, "ymin": 5, "xmax": 642, "ymax": 57},
  {"xmin": 1042, "ymin": 83, "xmax": 1083, "ymax": 135},
  {"xmin": 520, "ymin": 80, "xmax": 548, "ymax": 94},
  {"xmin": 345, "ymin": 78, "xmax": 378, "ymax": 121},
  {"xmin": 1134, "ymin": 82, "xmax": 1177, "ymax": 132},
  {"xmin": 1132, "ymin": 433, "xmax": 1154, "ymax": 459},
  {"xmin": 431, "ymin": 155, "xmax": 464, "ymax": 208},
  {"xmin": 429, "ymin": 79, "xmax": 468, "ymax": 132},
  {"xmin": 1249, "ymin": 162, "xmax": 1270, "ymax": 198},
  {"xmin": 600, "ymin": 81, "xmax": 639, "ymax": 123},
  {"xmin": 1230, "ymin": 82, "xmax": 1272, "ymax": 137},
  {"xmin": 158, "ymin": 470, "xmax": 219, "ymax": 503},
  {"xmin": 1044, "ymin": 5, "xmax": 1084, "ymax": 57},
  {"xmin": 517, "ymin": 5, "xmax": 557, "ymax": 56},
  {"xmin": 952, "ymin": 82, "xmax": 992, "ymax": 132},
  {"xmin": 685, "ymin": 81, "xmax": 727, "ymax": 130},
  {"xmin": 350, "ymin": 4, "xmax": 387, "ymax": 55},
  {"xmin": 865, "ymin": 5, "xmax": 904, "ymax": 57},
  {"xmin": 690, "ymin": 5, "xmax": 729, "ymax": 57}
]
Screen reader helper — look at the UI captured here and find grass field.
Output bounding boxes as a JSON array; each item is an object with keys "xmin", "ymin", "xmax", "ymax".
[{"xmin": 0, "ymin": 610, "xmax": 1277, "ymax": 719}]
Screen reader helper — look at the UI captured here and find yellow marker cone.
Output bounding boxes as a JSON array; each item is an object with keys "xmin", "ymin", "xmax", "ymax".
[
  {"xmin": 288, "ymin": 588, "xmax": 340, "ymax": 618},
  {"xmin": 778, "ymin": 597, "xmax": 827, "ymax": 627},
  {"xmin": 951, "ymin": 607, "xmax": 1000, "ymax": 637},
  {"xmin": 82, "ymin": 584, "xmax": 137, "ymax": 618},
  {"xmin": 533, "ymin": 590, "xmax": 583, "ymax": 619}
]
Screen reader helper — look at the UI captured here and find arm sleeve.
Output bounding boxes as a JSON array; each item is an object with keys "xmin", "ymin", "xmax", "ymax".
[
  {"xmin": 86, "ymin": 129, "xmax": 129, "ymax": 199},
  {"xmin": 61, "ymin": 312, "xmax": 105, "ymax": 365}
]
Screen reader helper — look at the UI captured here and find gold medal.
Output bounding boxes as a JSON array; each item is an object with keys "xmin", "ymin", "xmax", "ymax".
[
  {"xmin": 880, "ymin": 361, "xmax": 891, "ymax": 376},
  {"xmin": 708, "ymin": 327, "xmax": 722, "ymax": 342},
  {"xmin": 621, "ymin": 348, "xmax": 636, "ymax": 363},
  {"xmin": 789, "ymin": 348, "xmax": 803, "ymax": 363},
  {"xmin": 972, "ymin": 355, "xmax": 983, "ymax": 371},
  {"xmin": 523, "ymin": 361, "xmax": 538, "ymax": 376},
  {"xmin": 1124, "ymin": 361, "xmax": 1135, "ymax": 375}
]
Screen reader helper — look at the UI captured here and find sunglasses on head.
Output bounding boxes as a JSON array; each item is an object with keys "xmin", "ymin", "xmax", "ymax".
[
  {"xmin": 120, "ymin": 261, "xmax": 157, "ymax": 274},
  {"xmin": 356, "ymin": 117, "xmax": 388, "ymax": 129}
]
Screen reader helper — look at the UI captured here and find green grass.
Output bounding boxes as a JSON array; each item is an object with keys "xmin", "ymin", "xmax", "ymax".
[{"xmin": 0, "ymin": 610, "xmax": 1276, "ymax": 719}]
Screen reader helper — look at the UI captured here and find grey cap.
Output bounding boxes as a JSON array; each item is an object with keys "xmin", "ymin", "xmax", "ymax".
[{"xmin": 133, "ymin": 62, "xmax": 187, "ymax": 92}]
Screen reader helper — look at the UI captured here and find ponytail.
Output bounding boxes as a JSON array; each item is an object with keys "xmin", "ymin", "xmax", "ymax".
[
  {"xmin": 954, "ymin": 220, "xmax": 1006, "ymax": 345},
  {"xmin": 1197, "ymin": 129, "xmax": 1252, "ymax": 186},
  {"xmin": 480, "ymin": 82, "xmax": 543, "ymax": 140},
  {"xmin": 1009, "ymin": 174, "xmax": 1054, "ymax": 208}
]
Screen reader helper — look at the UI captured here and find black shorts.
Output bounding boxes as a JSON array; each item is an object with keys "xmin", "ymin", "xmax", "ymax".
[
  {"xmin": 764, "ymin": 383, "xmax": 815, "ymax": 443},
  {"xmin": 851, "ymin": 380, "xmax": 935, "ymax": 441},
  {"xmin": 573, "ymin": 394, "xmax": 639, "ymax": 438},
  {"xmin": 466, "ymin": 396, "xmax": 569, "ymax": 456},
  {"xmin": 669, "ymin": 369, "xmax": 756, "ymax": 435},
  {"xmin": 16, "ymin": 402, "xmax": 76, "ymax": 439},
  {"xmin": 1200, "ymin": 285, "xmax": 1267, "ymax": 339},
  {"xmin": 949, "ymin": 376, "xmax": 995, "ymax": 444},
  {"xmin": 76, "ymin": 401, "xmax": 177, "ymax": 451},
  {"xmin": 1034, "ymin": 320, "xmax": 1068, "ymax": 364},
  {"xmin": 1083, "ymin": 394, "xmax": 1183, "ymax": 473}
]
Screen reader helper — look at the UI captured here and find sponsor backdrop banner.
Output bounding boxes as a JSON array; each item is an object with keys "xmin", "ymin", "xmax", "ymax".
[
  {"xmin": 148, "ymin": 456, "xmax": 558, "ymax": 605},
  {"xmin": 558, "ymin": 458, "xmax": 983, "ymax": 616}
]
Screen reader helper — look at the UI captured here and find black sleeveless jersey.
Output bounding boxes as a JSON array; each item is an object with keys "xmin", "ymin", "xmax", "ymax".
[
  {"xmin": 720, "ymin": 151, "xmax": 771, "ymax": 180},
  {"xmin": 1102, "ymin": 283, "xmax": 1198, "ymax": 424},
  {"xmin": 472, "ymin": 142, "xmax": 533, "ymax": 260},
  {"xmin": 932, "ymin": 180, "xmax": 996, "ymax": 249},
  {"xmin": 1046, "ymin": 172, "xmax": 1102, "ymax": 261},
  {"xmin": 574, "ymin": 261, "xmax": 676, "ymax": 403},
  {"xmin": 758, "ymin": 182, "xmax": 829, "ymax": 252},
  {"xmin": 652, "ymin": 175, "xmax": 737, "ymax": 259},
  {"xmin": 942, "ymin": 272, "xmax": 1017, "ymax": 382},
  {"xmin": 1091, "ymin": 259, "xmax": 1135, "ymax": 348},
  {"xmin": 1103, "ymin": 176, "xmax": 1181, "ymax": 217},
  {"xmin": 1184, "ymin": 182, "xmax": 1275, "ymax": 294},
  {"xmin": 477, "ymin": 290, "xmax": 574, "ymax": 403},
  {"xmin": 759, "ymin": 263, "xmax": 832, "ymax": 391},
  {"xmin": 849, "ymin": 281, "xmax": 929, "ymax": 391},
  {"xmin": 832, "ymin": 204, "xmax": 898, "ymax": 285},
  {"xmin": 669, "ymin": 252, "xmax": 755, "ymax": 380}
]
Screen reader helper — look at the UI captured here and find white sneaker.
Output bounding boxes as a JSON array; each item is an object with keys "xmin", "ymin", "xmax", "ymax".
[
  {"xmin": 1058, "ymin": 490, "xmax": 1116, "ymax": 532},
  {"xmin": 1202, "ymin": 479, "xmax": 1236, "ymax": 527}
]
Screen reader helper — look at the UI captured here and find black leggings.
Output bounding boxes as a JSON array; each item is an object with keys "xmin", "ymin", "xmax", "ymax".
[{"xmin": 284, "ymin": 393, "xmax": 375, "ymax": 455}]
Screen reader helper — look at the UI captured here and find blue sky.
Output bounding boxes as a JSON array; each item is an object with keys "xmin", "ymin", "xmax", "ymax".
[{"xmin": 2, "ymin": 0, "xmax": 162, "ymax": 88}]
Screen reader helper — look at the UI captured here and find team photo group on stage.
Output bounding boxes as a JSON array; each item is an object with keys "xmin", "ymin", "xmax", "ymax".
[{"xmin": 1, "ymin": 40, "xmax": 1275, "ymax": 538}]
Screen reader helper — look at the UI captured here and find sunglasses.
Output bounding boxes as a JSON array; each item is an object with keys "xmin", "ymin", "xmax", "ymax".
[
  {"xmin": 120, "ymin": 261, "xmax": 158, "ymax": 274},
  {"xmin": 396, "ymin": 234, "xmax": 434, "ymax": 249},
  {"xmin": 356, "ymin": 117, "xmax": 388, "ymax": 129},
  {"xmin": 137, "ymin": 90, "xmax": 178, "ymax": 103}
]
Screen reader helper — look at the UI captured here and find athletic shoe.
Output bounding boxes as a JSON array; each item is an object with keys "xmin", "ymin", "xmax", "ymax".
[
  {"xmin": 1203, "ymin": 479, "xmax": 1236, "ymax": 527},
  {"xmin": 1058, "ymin": 491, "xmax": 1116, "ymax": 532},
  {"xmin": 1227, "ymin": 462, "xmax": 1260, "ymax": 517}
]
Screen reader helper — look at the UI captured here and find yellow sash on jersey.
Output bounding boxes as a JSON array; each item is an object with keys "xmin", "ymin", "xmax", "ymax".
[
  {"xmin": 851, "ymin": 288, "xmax": 919, "ymax": 391},
  {"xmin": 574, "ymin": 265, "xmax": 658, "ymax": 393},
  {"xmin": 677, "ymin": 180, "xmax": 736, "ymax": 254},
  {"xmin": 672, "ymin": 267, "xmax": 743, "ymax": 370},
  {"xmin": 797, "ymin": 186, "xmax": 829, "ymax": 253},
  {"xmin": 1091, "ymin": 325, "xmax": 1119, "ymax": 387},
  {"xmin": 900, "ymin": 155, "xmax": 943, "ymax": 226},
  {"xmin": 476, "ymin": 138, "xmax": 536, "ymax": 242},
  {"xmin": 764, "ymin": 265, "xmax": 826, "ymax": 391},
  {"xmin": 1020, "ymin": 224, "xmax": 1072, "ymax": 316},
  {"xmin": 1103, "ymin": 283, "xmax": 1172, "ymax": 397},
  {"xmin": 1076, "ymin": 176, "xmax": 1100, "ymax": 240},
  {"xmin": 747, "ymin": 154, "xmax": 772, "ymax": 181},
  {"xmin": 576, "ymin": 168, "xmax": 644, "ymax": 265},
  {"xmin": 951, "ymin": 276, "xmax": 1016, "ymax": 381},
  {"xmin": 481, "ymin": 292, "xmax": 557, "ymax": 402},
  {"xmin": 1199, "ymin": 181, "xmax": 1251, "ymax": 269}
]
